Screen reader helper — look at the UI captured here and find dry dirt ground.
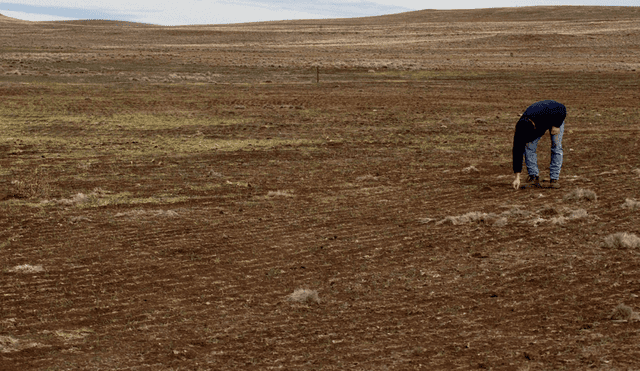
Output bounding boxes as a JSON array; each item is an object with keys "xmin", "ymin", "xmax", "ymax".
[{"xmin": 1, "ymin": 6, "xmax": 640, "ymax": 370}]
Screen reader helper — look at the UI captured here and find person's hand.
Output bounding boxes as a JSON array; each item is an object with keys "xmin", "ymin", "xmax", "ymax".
[
  {"xmin": 550, "ymin": 126, "xmax": 560, "ymax": 135},
  {"xmin": 512, "ymin": 174, "xmax": 521, "ymax": 190}
]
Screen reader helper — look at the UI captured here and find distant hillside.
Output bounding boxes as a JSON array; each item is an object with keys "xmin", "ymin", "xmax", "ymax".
[
  {"xmin": 247, "ymin": 6, "xmax": 640, "ymax": 26},
  {"xmin": 374, "ymin": 6, "xmax": 640, "ymax": 23}
]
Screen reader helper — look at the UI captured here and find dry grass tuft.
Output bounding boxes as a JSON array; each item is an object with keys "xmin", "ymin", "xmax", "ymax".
[
  {"xmin": 501, "ymin": 207, "xmax": 531, "ymax": 218},
  {"xmin": 633, "ymin": 168, "xmax": 640, "ymax": 178},
  {"xmin": 0, "ymin": 335, "xmax": 20, "ymax": 352},
  {"xmin": 115, "ymin": 209, "xmax": 180, "ymax": 218},
  {"xmin": 437, "ymin": 211, "xmax": 497, "ymax": 225},
  {"xmin": 56, "ymin": 193, "xmax": 93, "ymax": 206},
  {"xmin": 563, "ymin": 188, "xmax": 597, "ymax": 202},
  {"xmin": 287, "ymin": 288, "xmax": 320, "ymax": 304},
  {"xmin": 418, "ymin": 217, "xmax": 435, "ymax": 224},
  {"xmin": 8, "ymin": 264, "xmax": 44, "ymax": 273},
  {"xmin": 603, "ymin": 232, "xmax": 640, "ymax": 249},
  {"xmin": 0, "ymin": 335, "xmax": 43, "ymax": 353},
  {"xmin": 621, "ymin": 198, "xmax": 640, "ymax": 211},
  {"xmin": 45, "ymin": 188, "xmax": 108, "ymax": 206},
  {"xmin": 493, "ymin": 217, "xmax": 508, "ymax": 227},
  {"xmin": 611, "ymin": 303, "xmax": 635, "ymax": 320},
  {"xmin": 549, "ymin": 216, "xmax": 567, "ymax": 225},
  {"xmin": 461, "ymin": 165, "xmax": 479, "ymax": 173},
  {"xmin": 437, "ymin": 205, "xmax": 591, "ymax": 228},
  {"xmin": 569, "ymin": 208, "xmax": 589, "ymax": 219},
  {"xmin": 267, "ymin": 190, "xmax": 295, "ymax": 198},
  {"xmin": 355, "ymin": 174, "xmax": 378, "ymax": 182}
]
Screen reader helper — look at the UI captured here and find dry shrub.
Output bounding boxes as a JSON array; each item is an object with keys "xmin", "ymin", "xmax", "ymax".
[
  {"xmin": 493, "ymin": 217, "xmax": 508, "ymax": 227},
  {"xmin": 0, "ymin": 335, "xmax": 19, "ymax": 352},
  {"xmin": 550, "ymin": 216, "xmax": 567, "ymax": 225},
  {"xmin": 207, "ymin": 169, "xmax": 224, "ymax": 178},
  {"xmin": 115, "ymin": 209, "xmax": 179, "ymax": 218},
  {"xmin": 462, "ymin": 165, "xmax": 479, "ymax": 173},
  {"xmin": 548, "ymin": 207, "xmax": 589, "ymax": 225},
  {"xmin": 501, "ymin": 207, "xmax": 531, "ymax": 218},
  {"xmin": 563, "ymin": 188, "xmax": 597, "ymax": 202},
  {"xmin": 56, "ymin": 193, "xmax": 92, "ymax": 206},
  {"xmin": 8, "ymin": 264, "xmax": 44, "ymax": 273},
  {"xmin": 438, "ymin": 205, "xmax": 587, "ymax": 228},
  {"xmin": 287, "ymin": 288, "xmax": 320, "ymax": 304},
  {"xmin": 47, "ymin": 188, "xmax": 107, "ymax": 206},
  {"xmin": 355, "ymin": 174, "xmax": 377, "ymax": 182},
  {"xmin": 621, "ymin": 198, "xmax": 640, "ymax": 211},
  {"xmin": 611, "ymin": 303, "xmax": 635, "ymax": 320},
  {"xmin": 437, "ymin": 211, "xmax": 497, "ymax": 226},
  {"xmin": 267, "ymin": 190, "xmax": 294, "ymax": 198},
  {"xmin": 569, "ymin": 208, "xmax": 589, "ymax": 219},
  {"xmin": 603, "ymin": 232, "xmax": 640, "ymax": 249},
  {"xmin": 0, "ymin": 335, "xmax": 43, "ymax": 353},
  {"xmin": 633, "ymin": 168, "xmax": 640, "ymax": 178}
]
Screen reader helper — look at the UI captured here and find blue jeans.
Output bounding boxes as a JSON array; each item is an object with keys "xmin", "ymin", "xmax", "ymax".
[{"xmin": 524, "ymin": 121, "xmax": 564, "ymax": 180}]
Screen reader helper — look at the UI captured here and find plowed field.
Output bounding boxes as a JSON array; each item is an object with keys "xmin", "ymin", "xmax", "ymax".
[{"xmin": 1, "ymin": 6, "xmax": 640, "ymax": 370}]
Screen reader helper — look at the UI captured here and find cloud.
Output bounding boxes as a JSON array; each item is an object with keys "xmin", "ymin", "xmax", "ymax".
[
  {"xmin": 1, "ymin": 3, "xmax": 109, "ymax": 20},
  {"xmin": 0, "ymin": 0, "xmax": 412, "ymax": 25},
  {"xmin": 1, "ymin": 9, "xmax": 75, "ymax": 20}
]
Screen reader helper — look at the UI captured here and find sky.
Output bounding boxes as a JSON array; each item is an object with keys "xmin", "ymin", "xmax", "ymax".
[{"xmin": 0, "ymin": 0, "xmax": 637, "ymax": 25}]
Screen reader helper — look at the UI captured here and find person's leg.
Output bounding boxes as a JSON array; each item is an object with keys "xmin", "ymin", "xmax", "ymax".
[
  {"xmin": 524, "ymin": 135, "xmax": 542, "ymax": 177},
  {"xmin": 549, "ymin": 121, "xmax": 565, "ymax": 180}
]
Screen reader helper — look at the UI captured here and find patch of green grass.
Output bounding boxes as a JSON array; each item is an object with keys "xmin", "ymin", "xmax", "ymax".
[
  {"xmin": 3, "ymin": 190, "xmax": 191, "ymax": 209},
  {"xmin": 1, "ymin": 106, "xmax": 324, "ymax": 161},
  {"xmin": 375, "ymin": 69, "xmax": 487, "ymax": 81}
]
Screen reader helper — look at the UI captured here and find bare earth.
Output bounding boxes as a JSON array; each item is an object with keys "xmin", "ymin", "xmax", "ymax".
[{"xmin": 1, "ymin": 6, "xmax": 640, "ymax": 370}]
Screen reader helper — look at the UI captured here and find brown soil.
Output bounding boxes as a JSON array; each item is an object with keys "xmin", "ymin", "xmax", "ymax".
[{"xmin": 1, "ymin": 6, "xmax": 640, "ymax": 370}]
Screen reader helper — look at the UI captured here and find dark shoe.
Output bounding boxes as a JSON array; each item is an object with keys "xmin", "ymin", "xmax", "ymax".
[
  {"xmin": 525, "ymin": 175, "xmax": 541, "ymax": 187},
  {"xmin": 549, "ymin": 179, "xmax": 560, "ymax": 189}
]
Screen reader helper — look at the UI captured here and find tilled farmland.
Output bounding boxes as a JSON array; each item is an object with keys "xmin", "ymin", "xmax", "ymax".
[{"xmin": 1, "ymin": 6, "xmax": 640, "ymax": 370}]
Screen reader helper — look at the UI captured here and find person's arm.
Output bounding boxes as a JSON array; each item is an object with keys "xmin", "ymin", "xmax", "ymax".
[
  {"xmin": 512, "ymin": 134, "xmax": 526, "ymax": 176},
  {"xmin": 512, "ymin": 123, "xmax": 526, "ymax": 190}
]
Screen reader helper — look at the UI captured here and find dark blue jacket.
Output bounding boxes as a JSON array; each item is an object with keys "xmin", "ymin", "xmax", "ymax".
[{"xmin": 512, "ymin": 100, "xmax": 566, "ymax": 173}]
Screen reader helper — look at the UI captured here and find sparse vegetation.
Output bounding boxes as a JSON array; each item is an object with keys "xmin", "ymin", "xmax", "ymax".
[
  {"xmin": 8, "ymin": 264, "xmax": 44, "ymax": 273},
  {"xmin": 462, "ymin": 165, "xmax": 480, "ymax": 173},
  {"xmin": 10, "ymin": 168, "xmax": 52, "ymax": 199},
  {"xmin": 266, "ymin": 190, "xmax": 295, "ymax": 198},
  {"xmin": 569, "ymin": 208, "xmax": 589, "ymax": 219},
  {"xmin": 434, "ymin": 206, "xmax": 590, "ymax": 227},
  {"xmin": 287, "ymin": 289, "xmax": 320, "ymax": 304},
  {"xmin": 437, "ymin": 211, "xmax": 498, "ymax": 225},
  {"xmin": 563, "ymin": 188, "xmax": 597, "ymax": 202},
  {"xmin": 603, "ymin": 233, "xmax": 640, "ymax": 249},
  {"xmin": 549, "ymin": 216, "xmax": 568, "ymax": 225},
  {"xmin": 621, "ymin": 198, "xmax": 640, "ymax": 211},
  {"xmin": 611, "ymin": 304, "xmax": 636, "ymax": 321}
]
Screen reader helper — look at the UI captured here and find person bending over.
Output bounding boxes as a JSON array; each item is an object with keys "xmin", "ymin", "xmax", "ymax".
[{"xmin": 512, "ymin": 100, "xmax": 566, "ymax": 190}]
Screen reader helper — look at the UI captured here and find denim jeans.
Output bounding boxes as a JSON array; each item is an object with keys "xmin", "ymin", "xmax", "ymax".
[{"xmin": 524, "ymin": 121, "xmax": 564, "ymax": 180}]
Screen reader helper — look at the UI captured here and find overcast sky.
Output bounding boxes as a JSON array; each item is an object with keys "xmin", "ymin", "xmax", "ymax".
[{"xmin": 1, "ymin": 0, "xmax": 638, "ymax": 25}]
